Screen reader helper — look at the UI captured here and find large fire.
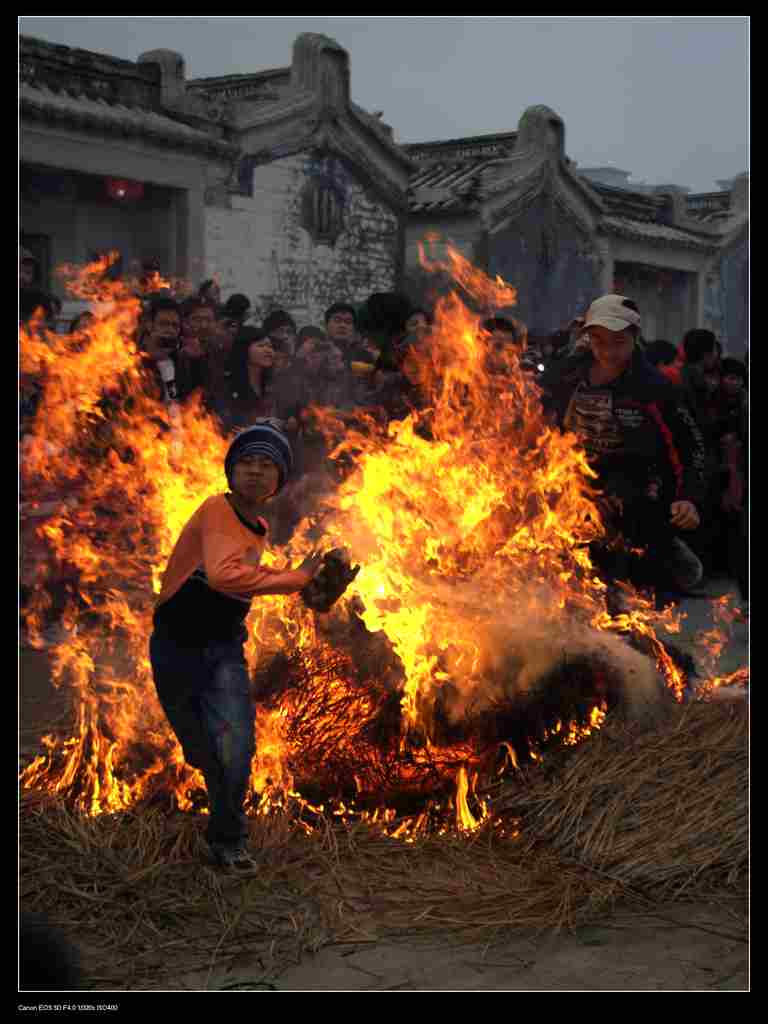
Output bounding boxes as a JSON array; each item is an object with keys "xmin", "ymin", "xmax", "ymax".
[{"xmin": 19, "ymin": 247, "xmax": 746, "ymax": 834}]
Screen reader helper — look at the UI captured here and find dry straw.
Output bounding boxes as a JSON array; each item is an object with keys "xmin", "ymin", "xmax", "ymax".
[{"xmin": 20, "ymin": 702, "xmax": 747, "ymax": 990}]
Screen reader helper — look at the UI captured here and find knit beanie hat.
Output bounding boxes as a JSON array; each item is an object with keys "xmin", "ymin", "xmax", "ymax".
[{"xmin": 225, "ymin": 420, "xmax": 293, "ymax": 493}]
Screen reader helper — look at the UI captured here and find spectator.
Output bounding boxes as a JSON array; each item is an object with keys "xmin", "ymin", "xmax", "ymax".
[
  {"xmin": 644, "ymin": 339, "xmax": 678, "ymax": 368},
  {"xmin": 363, "ymin": 292, "xmax": 412, "ymax": 370},
  {"xmin": 324, "ymin": 303, "xmax": 359, "ymax": 363},
  {"xmin": 19, "ymin": 248, "xmax": 53, "ymax": 325},
  {"xmin": 539, "ymin": 294, "xmax": 708, "ymax": 605},
  {"xmin": 687, "ymin": 353, "xmax": 748, "ymax": 593},
  {"xmin": 140, "ymin": 296, "xmax": 183, "ymax": 404},
  {"xmin": 225, "ymin": 328, "xmax": 278, "ymax": 428},
  {"xmin": 262, "ymin": 310, "xmax": 298, "ymax": 357},
  {"xmin": 714, "ymin": 358, "xmax": 748, "ymax": 600},
  {"xmin": 138, "ymin": 257, "xmax": 167, "ymax": 300},
  {"xmin": 405, "ymin": 308, "xmax": 432, "ymax": 337},
  {"xmin": 197, "ymin": 278, "xmax": 222, "ymax": 309},
  {"xmin": 660, "ymin": 328, "xmax": 719, "ymax": 389},
  {"xmin": 483, "ymin": 316, "xmax": 524, "ymax": 375},
  {"xmin": 220, "ymin": 293, "xmax": 252, "ymax": 336},
  {"xmin": 47, "ymin": 294, "xmax": 63, "ymax": 333},
  {"xmin": 175, "ymin": 296, "xmax": 234, "ymax": 421}
]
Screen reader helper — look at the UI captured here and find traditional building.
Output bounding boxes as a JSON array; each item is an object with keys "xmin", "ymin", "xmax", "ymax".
[
  {"xmin": 20, "ymin": 32, "xmax": 748, "ymax": 353},
  {"xmin": 20, "ymin": 36, "xmax": 237, "ymax": 306},
  {"xmin": 404, "ymin": 112, "xmax": 748, "ymax": 353},
  {"xmin": 187, "ymin": 33, "xmax": 413, "ymax": 327}
]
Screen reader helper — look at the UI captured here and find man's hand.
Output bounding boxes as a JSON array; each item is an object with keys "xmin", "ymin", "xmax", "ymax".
[{"xmin": 670, "ymin": 501, "xmax": 700, "ymax": 530}]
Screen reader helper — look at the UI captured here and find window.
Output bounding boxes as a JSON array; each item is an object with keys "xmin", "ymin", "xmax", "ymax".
[{"xmin": 301, "ymin": 178, "xmax": 345, "ymax": 246}]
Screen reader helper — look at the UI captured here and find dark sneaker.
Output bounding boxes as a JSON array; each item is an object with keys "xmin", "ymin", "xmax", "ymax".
[{"xmin": 208, "ymin": 841, "xmax": 258, "ymax": 871}]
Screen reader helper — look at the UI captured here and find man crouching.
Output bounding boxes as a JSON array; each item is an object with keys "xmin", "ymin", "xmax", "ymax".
[{"xmin": 149, "ymin": 420, "xmax": 322, "ymax": 870}]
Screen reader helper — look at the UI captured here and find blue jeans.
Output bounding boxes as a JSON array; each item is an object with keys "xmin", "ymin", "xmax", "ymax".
[{"xmin": 149, "ymin": 627, "xmax": 255, "ymax": 847}]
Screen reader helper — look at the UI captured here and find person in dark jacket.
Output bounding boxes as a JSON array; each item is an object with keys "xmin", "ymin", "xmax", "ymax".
[{"xmin": 539, "ymin": 294, "xmax": 708, "ymax": 603}]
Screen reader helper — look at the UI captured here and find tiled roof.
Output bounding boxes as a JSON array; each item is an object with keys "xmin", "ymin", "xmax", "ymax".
[
  {"xmin": 408, "ymin": 156, "xmax": 501, "ymax": 213},
  {"xmin": 685, "ymin": 191, "xmax": 731, "ymax": 224},
  {"xmin": 405, "ymin": 132, "xmax": 520, "ymax": 213},
  {"xmin": 602, "ymin": 216, "xmax": 716, "ymax": 248},
  {"xmin": 21, "ymin": 81, "xmax": 238, "ymax": 158},
  {"xmin": 586, "ymin": 182, "xmax": 665, "ymax": 222}
]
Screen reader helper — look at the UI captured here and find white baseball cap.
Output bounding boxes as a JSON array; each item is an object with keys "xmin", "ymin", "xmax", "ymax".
[{"xmin": 583, "ymin": 295, "xmax": 641, "ymax": 333}]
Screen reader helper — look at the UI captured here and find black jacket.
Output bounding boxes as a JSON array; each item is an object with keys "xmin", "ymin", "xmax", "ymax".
[{"xmin": 539, "ymin": 348, "xmax": 708, "ymax": 510}]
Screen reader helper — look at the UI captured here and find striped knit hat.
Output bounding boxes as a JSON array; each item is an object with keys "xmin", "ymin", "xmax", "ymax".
[{"xmin": 225, "ymin": 420, "xmax": 293, "ymax": 493}]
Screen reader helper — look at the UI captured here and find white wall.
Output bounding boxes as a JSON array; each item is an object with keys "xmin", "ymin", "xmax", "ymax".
[{"xmin": 205, "ymin": 153, "xmax": 401, "ymax": 327}]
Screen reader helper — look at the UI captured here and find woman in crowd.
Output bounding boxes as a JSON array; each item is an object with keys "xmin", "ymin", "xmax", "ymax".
[{"xmin": 225, "ymin": 328, "xmax": 277, "ymax": 428}]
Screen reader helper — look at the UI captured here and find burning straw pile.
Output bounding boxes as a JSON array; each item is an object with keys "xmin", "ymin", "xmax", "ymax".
[{"xmin": 21, "ymin": 701, "xmax": 747, "ymax": 989}]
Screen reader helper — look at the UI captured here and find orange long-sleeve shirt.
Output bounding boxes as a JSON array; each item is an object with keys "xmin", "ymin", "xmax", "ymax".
[{"xmin": 153, "ymin": 493, "xmax": 308, "ymax": 643}]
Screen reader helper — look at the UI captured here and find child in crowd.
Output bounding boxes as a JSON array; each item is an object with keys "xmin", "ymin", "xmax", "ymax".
[{"xmin": 149, "ymin": 421, "xmax": 323, "ymax": 870}]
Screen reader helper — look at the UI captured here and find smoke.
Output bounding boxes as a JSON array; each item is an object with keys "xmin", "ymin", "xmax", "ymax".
[{"xmin": 415, "ymin": 577, "xmax": 667, "ymax": 728}]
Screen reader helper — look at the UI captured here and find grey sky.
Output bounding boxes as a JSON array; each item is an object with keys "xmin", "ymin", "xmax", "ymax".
[{"xmin": 20, "ymin": 16, "xmax": 748, "ymax": 193}]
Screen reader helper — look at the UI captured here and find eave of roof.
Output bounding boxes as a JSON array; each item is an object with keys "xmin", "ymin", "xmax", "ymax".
[
  {"xmin": 20, "ymin": 81, "xmax": 238, "ymax": 159},
  {"xmin": 602, "ymin": 215, "xmax": 717, "ymax": 249},
  {"xmin": 408, "ymin": 155, "xmax": 500, "ymax": 212}
]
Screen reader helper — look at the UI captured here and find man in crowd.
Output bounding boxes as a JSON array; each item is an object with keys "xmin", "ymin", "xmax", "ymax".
[
  {"xmin": 717, "ymin": 358, "xmax": 748, "ymax": 602},
  {"xmin": 174, "ymin": 297, "xmax": 235, "ymax": 422},
  {"xmin": 220, "ymin": 293, "xmax": 252, "ymax": 344},
  {"xmin": 644, "ymin": 339, "xmax": 679, "ymax": 369},
  {"xmin": 539, "ymin": 294, "xmax": 708, "ymax": 606},
  {"xmin": 324, "ymin": 303, "xmax": 359, "ymax": 364},
  {"xmin": 140, "ymin": 294, "xmax": 185, "ymax": 401},
  {"xmin": 688, "ymin": 356, "xmax": 748, "ymax": 600},
  {"xmin": 405, "ymin": 308, "xmax": 432, "ymax": 338},
  {"xmin": 20, "ymin": 248, "xmax": 54, "ymax": 325}
]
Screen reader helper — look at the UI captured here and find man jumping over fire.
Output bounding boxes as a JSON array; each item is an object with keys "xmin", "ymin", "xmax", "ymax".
[
  {"xmin": 539, "ymin": 294, "xmax": 708, "ymax": 609},
  {"xmin": 149, "ymin": 421, "xmax": 324, "ymax": 870}
]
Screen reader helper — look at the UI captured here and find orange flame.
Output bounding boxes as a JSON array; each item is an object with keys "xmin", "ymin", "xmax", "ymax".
[{"xmin": 20, "ymin": 244, "xmax": 746, "ymax": 833}]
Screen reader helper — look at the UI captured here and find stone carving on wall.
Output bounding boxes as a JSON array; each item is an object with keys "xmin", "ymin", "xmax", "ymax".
[
  {"xmin": 257, "ymin": 154, "xmax": 398, "ymax": 323},
  {"xmin": 300, "ymin": 176, "xmax": 346, "ymax": 245}
]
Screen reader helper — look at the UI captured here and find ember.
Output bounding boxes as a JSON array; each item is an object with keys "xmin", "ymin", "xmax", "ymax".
[{"xmin": 20, "ymin": 246, "xmax": 744, "ymax": 834}]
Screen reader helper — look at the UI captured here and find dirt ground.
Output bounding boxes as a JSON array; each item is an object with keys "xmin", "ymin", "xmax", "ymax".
[
  {"xmin": 19, "ymin": 578, "xmax": 748, "ymax": 992},
  {"xmin": 168, "ymin": 901, "xmax": 746, "ymax": 991}
]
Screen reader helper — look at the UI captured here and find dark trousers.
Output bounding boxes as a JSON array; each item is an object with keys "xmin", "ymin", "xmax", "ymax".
[
  {"xmin": 149, "ymin": 627, "xmax": 255, "ymax": 847},
  {"xmin": 590, "ymin": 495, "xmax": 703, "ymax": 593}
]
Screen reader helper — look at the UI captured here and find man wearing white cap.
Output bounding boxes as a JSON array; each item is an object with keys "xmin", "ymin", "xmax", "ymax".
[{"xmin": 539, "ymin": 294, "xmax": 708, "ymax": 603}]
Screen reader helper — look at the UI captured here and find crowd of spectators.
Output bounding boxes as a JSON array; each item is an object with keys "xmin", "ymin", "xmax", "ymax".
[{"xmin": 19, "ymin": 246, "xmax": 748, "ymax": 608}]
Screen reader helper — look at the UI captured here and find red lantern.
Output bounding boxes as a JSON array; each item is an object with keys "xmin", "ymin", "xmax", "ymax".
[{"xmin": 105, "ymin": 178, "xmax": 144, "ymax": 202}]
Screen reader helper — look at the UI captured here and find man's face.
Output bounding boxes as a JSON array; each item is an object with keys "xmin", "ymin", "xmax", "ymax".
[
  {"xmin": 269, "ymin": 323, "xmax": 296, "ymax": 351},
  {"xmin": 185, "ymin": 306, "xmax": 216, "ymax": 340},
  {"xmin": 20, "ymin": 261, "xmax": 35, "ymax": 288},
  {"xmin": 326, "ymin": 311, "xmax": 356, "ymax": 345},
  {"xmin": 230, "ymin": 453, "xmax": 280, "ymax": 501},
  {"xmin": 149, "ymin": 311, "xmax": 181, "ymax": 352},
  {"xmin": 297, "ymin": 339, "xmax": 327, "ymax": 375},
  {"xmin": 406, "ymin": 312, "xmax": 429, "ymax": 335},
  {"xmin": 587, "ymin": 325, "xmax": 635, "ymax": 374}
]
